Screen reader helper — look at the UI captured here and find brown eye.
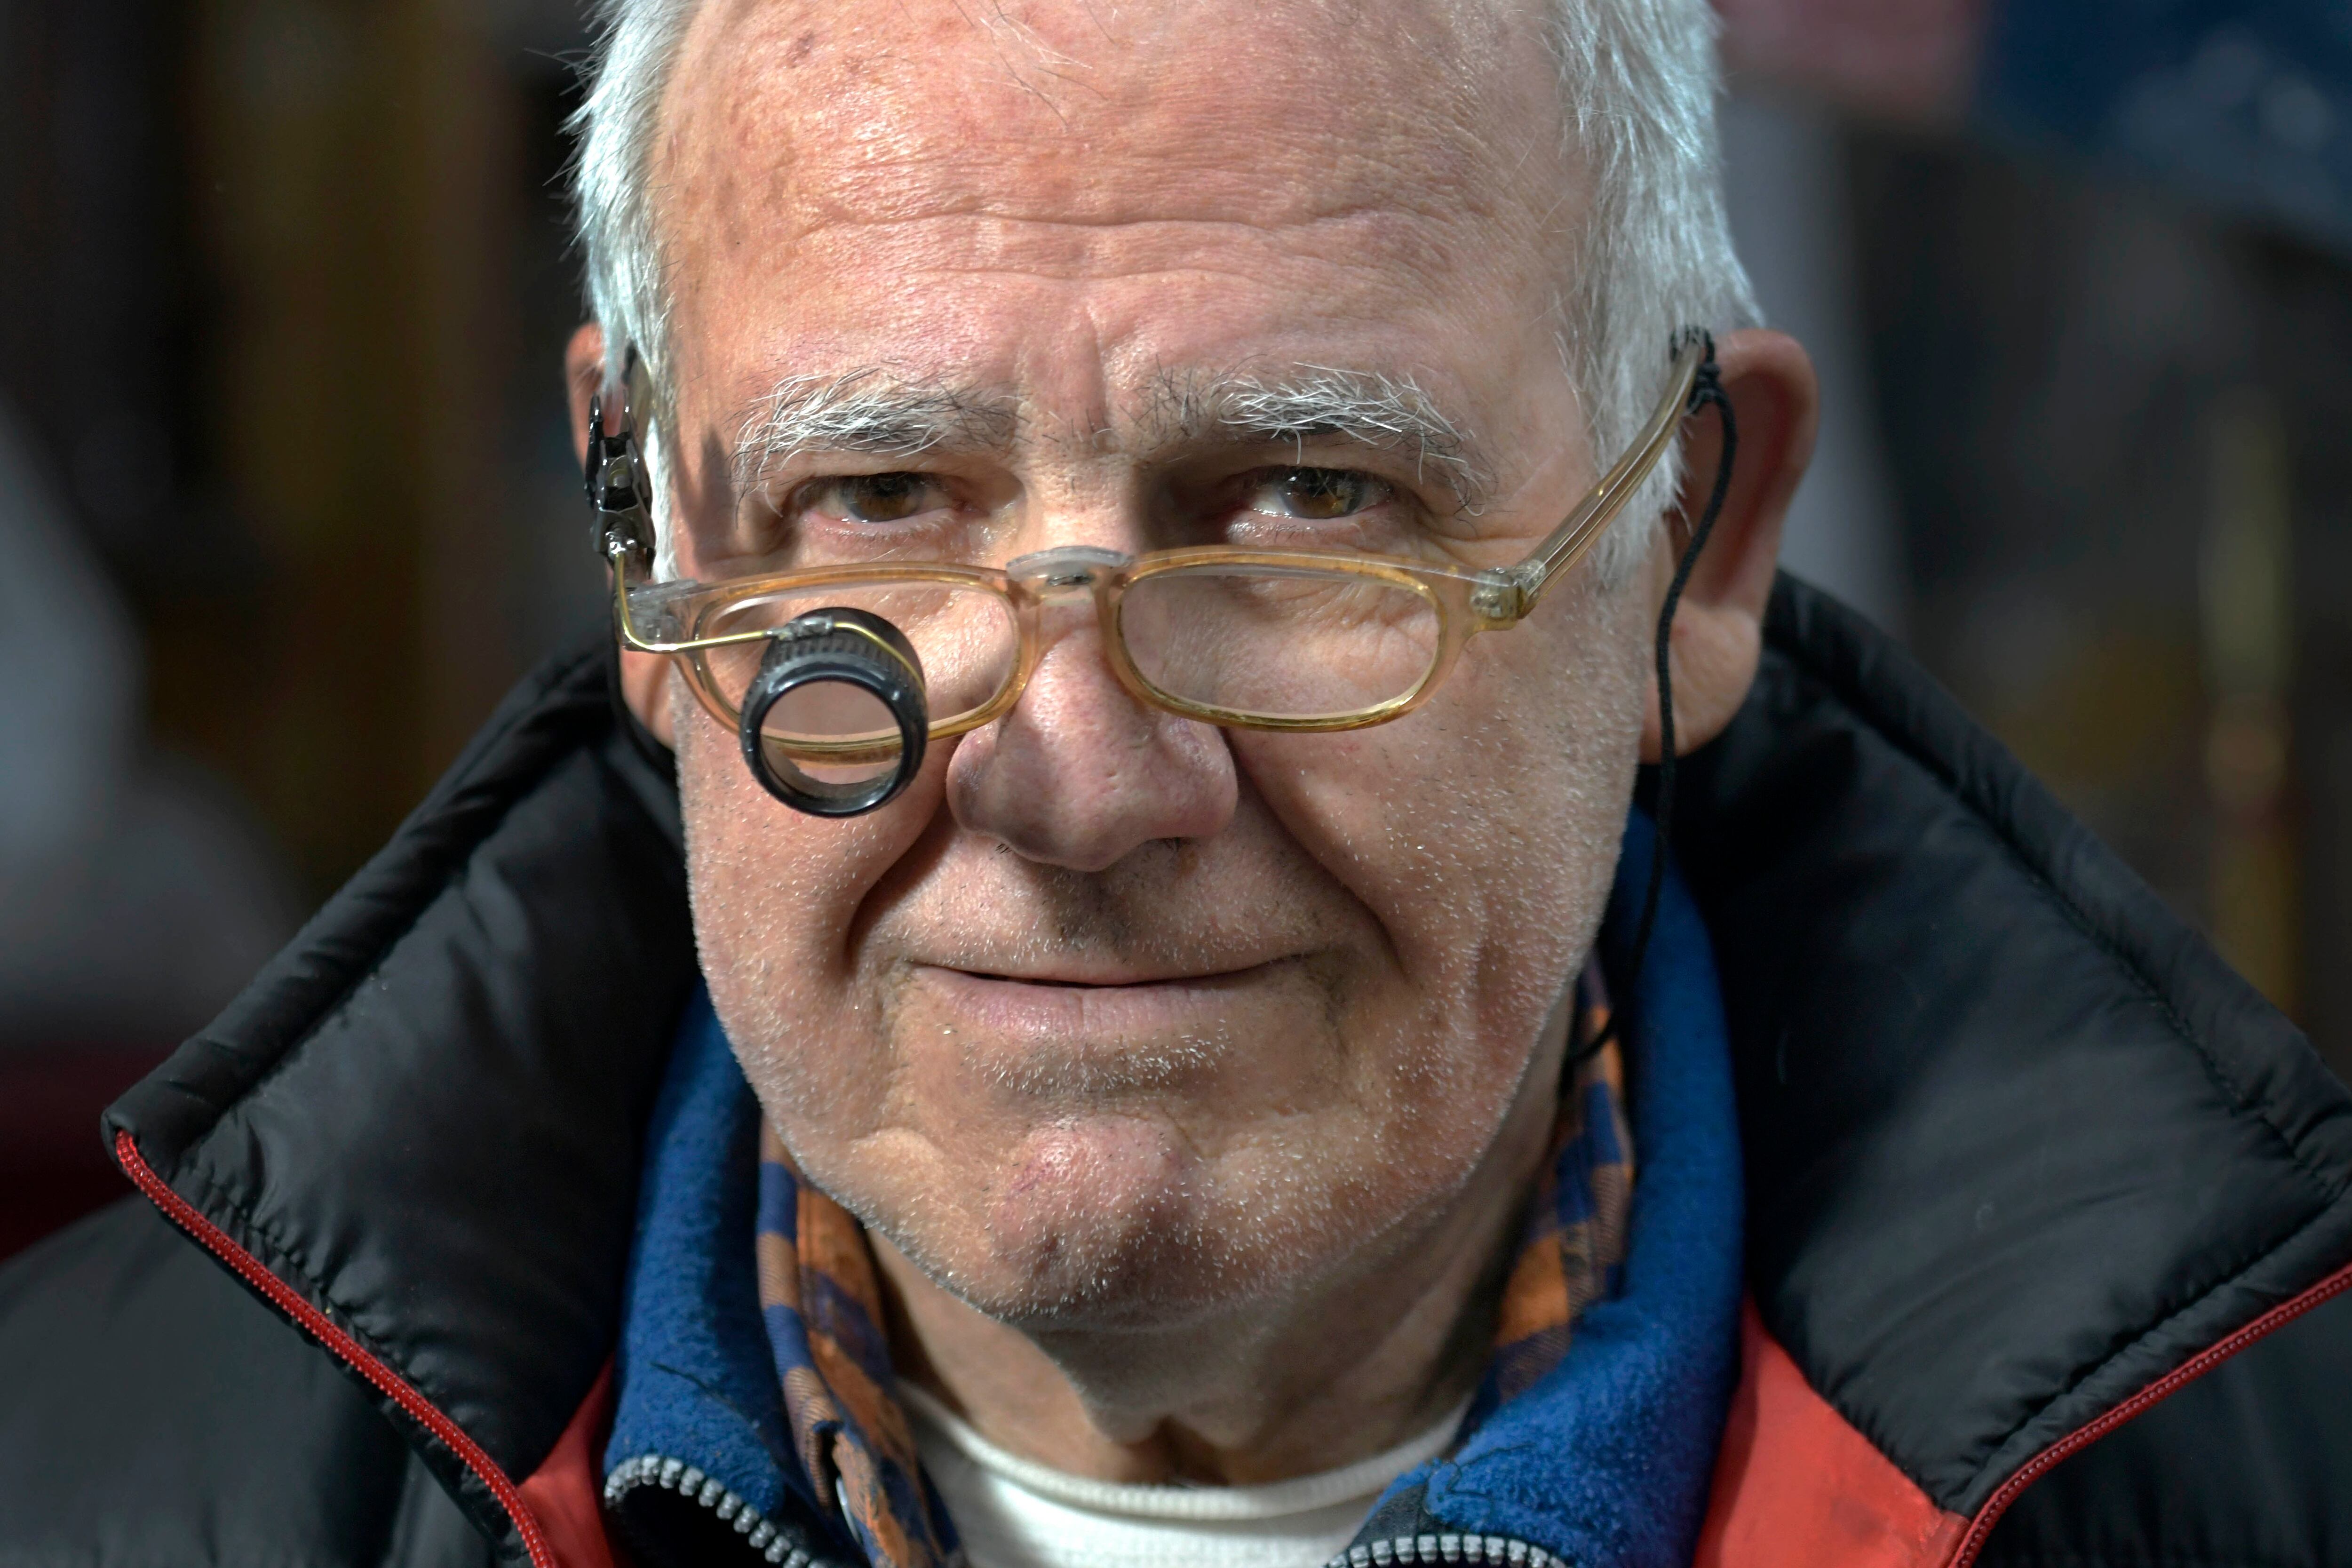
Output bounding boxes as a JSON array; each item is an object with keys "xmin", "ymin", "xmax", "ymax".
[
  {"xmin": 1251, "ymin": 468, "xmax": 1381, "ymax": 521},
  {"xmin": 820, "ymin": 472, "xmax": 940, "ymax": 524}
]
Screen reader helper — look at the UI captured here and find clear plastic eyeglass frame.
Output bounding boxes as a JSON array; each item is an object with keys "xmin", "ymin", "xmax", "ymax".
[{"xmin": 588, "ymin": 334, "xmax": 1712, "ymax": 744}]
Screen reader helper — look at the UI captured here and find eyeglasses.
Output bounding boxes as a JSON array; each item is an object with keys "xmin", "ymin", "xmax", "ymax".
[{"xmin": 590, "ymin": 334, "xmax": 1712, "ymax": 773}]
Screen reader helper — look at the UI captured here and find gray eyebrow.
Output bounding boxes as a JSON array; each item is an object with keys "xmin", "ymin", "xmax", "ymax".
[
  {"xmin": 732, "ymin": 370, "xmax": 1019, "ymax": 488},
  {"xmin": 731, "ymin": 363, "xmax": 1491, "ymax": 510},
  {"xmin": 1156, "ymin": 366, "xmax": 1491, "ymax": 510}
]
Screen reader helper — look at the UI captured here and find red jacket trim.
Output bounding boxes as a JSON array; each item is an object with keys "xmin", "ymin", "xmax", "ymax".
[
  {"xmin": 1947, "ymin": 1254, "xmax": 2352, "ymax": 1566},
  {"xmin": 522, "ymin": 1361, "xmax": 625, "ymax": 1568},
  {"xmin": 1697, "ymin": 1301, "xmax": 1967, "ymax": 1568}
]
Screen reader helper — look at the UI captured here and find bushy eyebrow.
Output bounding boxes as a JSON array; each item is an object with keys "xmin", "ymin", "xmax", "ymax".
[
  {"xmin": 733, "ymin": 370, "xmax": 1019, "ymax": 488},
  {"xmin": 1150, "ymin": 366, "xmax": 1492, "ymax": 510},
  {"xmin": 731, "ymin": 363, "xmax": 1492, "ymax": 510}
]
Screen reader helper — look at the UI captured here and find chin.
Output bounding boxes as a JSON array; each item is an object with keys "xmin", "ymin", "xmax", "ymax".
[{"xmin": 858, "ymin": 1113, "xmax": 1364, "ymax": 1333}]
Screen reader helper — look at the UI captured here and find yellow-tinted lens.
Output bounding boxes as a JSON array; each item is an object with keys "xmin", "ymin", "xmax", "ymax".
[{"xmin": 1119, "ymin": 564, "xmax": 1441, "ymax": 721}]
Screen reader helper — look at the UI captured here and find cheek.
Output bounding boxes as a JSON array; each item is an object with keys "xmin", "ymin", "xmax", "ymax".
[
  {"xmin": 1231, "ymin": 591, "xmax": 1647, "ymax": 1060},
  {"xmin": 674, "ymin": 684, "xmax": 943, "ymax": 1125}
]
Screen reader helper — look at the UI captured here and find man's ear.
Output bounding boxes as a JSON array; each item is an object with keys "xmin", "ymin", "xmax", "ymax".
[
  {"xmin": 566, "ymin": 322, "xmax": 606, "ymax": 470},
  {"xmin": 566, "ymin": 320, "xmax": 678, "ymax": 748},
  {"xmin": 1638, "ymin": 327, "xmax": 1818, "ymax": 762},
  {"xmin": 619, "ymin": 651, "xmax": 678, "ymax": 748}
]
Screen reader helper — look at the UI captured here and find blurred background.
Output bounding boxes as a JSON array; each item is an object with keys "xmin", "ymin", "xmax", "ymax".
[{"xmin": 2, "ymin": 0, "xmax": 2348, "ymax": 1257}]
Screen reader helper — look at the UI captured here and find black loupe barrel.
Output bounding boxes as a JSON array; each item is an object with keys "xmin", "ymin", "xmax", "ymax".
[{"xmin": 738, "ymin": 608, "xmax": 928, "ymax": 817}]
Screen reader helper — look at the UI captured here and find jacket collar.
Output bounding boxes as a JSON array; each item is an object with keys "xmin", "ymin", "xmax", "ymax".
[{"xmin": 1684, "ymin": 582, "xmax": 2352, "ymax": 1519}]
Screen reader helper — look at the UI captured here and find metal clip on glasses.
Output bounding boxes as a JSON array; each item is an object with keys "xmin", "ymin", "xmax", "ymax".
[{"xmin": 584, "ymin": 380, "xmax": 934, "ymax": 815}]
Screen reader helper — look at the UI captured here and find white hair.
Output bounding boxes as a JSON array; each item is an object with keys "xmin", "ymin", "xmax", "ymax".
[{"xmin": 569, "ymin": 0, "xmax": 1756, "ymax": 587}]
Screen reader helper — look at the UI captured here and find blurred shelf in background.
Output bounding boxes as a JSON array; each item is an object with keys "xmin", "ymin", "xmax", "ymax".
[
  {"xmin": 0, "ymin": 0, "xmax": 598, "ymax": 1258},
  {"xmin": 1845, "ymin": 125, "xmax": 2352, "ymax": 1084}
]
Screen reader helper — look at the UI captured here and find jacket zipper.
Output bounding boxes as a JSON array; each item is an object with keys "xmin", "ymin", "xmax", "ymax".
[
  {"xmin": 113, "ymin": 1131, "xmax": 560, "ymax": 1568},
  {"xmin": 609, "ymin": 1449, "xmax": 1565, "ymax": 1568},
  {"xmin": 1326, "ymin": 1534, "xmax": 1565, "ymax": 1566},
  {"xmin": 1949, "ymin": 1252, "xmax": 2352, "ymax": 1568},
  {"xmin": 604, "ymin": 1449, "xmax": 1565, "ymax": 1568},
  {"xmin": 603, "ymin": 1452, "xmax": 849, "ymax": 1567}
]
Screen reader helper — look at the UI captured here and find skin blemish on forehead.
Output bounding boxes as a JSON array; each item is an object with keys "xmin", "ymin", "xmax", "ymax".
[{"xmin": 662, "ymin": 0, "xmax": 1571, "ymax": 308}]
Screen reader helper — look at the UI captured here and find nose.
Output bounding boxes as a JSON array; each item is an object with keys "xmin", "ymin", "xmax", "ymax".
[{"xmin": 946, "ymin": 613, "xmax": 1237, "ymax": 872}]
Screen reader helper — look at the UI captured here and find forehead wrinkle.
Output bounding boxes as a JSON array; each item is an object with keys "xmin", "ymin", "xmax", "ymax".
[
  {"xmin": 1144, "ymin": 365, "xmax": 1493, "ymax": 510},
  {"xmin": 667, "ymin": 0, "xmax": 1560, "ymax": 260},
  {"xmin": 732, "ymin": 368, "xmax": 1021, "ymax": 485}
]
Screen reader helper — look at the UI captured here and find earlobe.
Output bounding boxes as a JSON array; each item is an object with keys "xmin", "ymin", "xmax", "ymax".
[
  {"xmin": 620, "ymin": 647, "xmax": 678, "ymax": 748},
  {"xmin": 1637, "ymin": 327, "xmax": 1819, "ymax": 762}
]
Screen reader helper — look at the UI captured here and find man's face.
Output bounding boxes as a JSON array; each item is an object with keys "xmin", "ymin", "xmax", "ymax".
[{"xmin": 660, "ymin": 0, "xmax": 1653, "ymax": 1328}]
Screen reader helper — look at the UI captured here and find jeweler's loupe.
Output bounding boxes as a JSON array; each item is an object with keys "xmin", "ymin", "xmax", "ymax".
[{"xmin": 737, "ymin": 608, "xmax": 928, "ymax": 817}]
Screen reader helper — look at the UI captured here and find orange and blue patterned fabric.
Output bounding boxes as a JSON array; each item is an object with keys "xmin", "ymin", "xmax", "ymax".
[
  {"xmin": 1481, "ymin": 969, "xmax": 1636, "ymax": 1413},
  {"xmin": 756, "ymin": 1123, "xmax": 960, "ymax": 1568},
  {"xmin": 752, "ymin": 965, "xmax": 1635, "ymax": 1568}
]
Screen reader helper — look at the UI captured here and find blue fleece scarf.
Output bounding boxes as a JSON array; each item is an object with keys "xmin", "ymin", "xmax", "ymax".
[{"xmin": 604, "ymin": 811, "xmax": 1742, "ymax": 1568}]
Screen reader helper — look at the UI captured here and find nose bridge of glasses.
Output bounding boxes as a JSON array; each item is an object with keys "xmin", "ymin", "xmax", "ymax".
[
  {"xmin": 997, "ymin": 545, "xmax": 1141, "ymax": 705},
  {"xmin": 1006, "ymin": 544, "xmax": 1133, "ymax": 599}
]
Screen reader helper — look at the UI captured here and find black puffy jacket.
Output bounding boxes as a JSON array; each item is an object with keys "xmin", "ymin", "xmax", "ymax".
[{"xmin": 2, "ymin": 579, "xmax": 2348, "ymax": 1567}]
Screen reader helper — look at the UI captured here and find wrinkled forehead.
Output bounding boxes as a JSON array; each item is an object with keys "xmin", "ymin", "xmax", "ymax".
[{"xmin": 657, "ymin": 0, "xmax": 1574, "ymax": 294}]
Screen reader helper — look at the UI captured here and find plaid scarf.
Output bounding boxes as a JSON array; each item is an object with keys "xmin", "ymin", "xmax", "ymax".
[{"xmin": 754, "ymin": 967, "xmax": 1634, "ymax": 1568}]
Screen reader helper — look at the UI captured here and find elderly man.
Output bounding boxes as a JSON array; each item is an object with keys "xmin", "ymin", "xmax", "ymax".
[{"xmin": 4, "ymin": 0, "xmax": 2350, "ymax": 1565}]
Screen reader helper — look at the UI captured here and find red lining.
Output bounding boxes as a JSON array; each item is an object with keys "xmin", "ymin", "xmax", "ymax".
[
  {"xmin": 519, "ymin": 1361, "xmax": 623, "ymax": 1568},
  {"xmin": 114, "ymin": 1130, "xmax": 556, "ymax": 1568},
  {"xmin": 1951, "ymin": 1252, "xmax": 2352, "ymax": 1566},
  {"xmin": 1697, "ymin": 1302, "xmax": 1966, "ymax": 1568}
]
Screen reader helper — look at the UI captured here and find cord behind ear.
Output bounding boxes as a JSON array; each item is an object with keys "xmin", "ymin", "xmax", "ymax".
[{"xmin": 1575, "ymin": 336, "xmax": 1736, "ymax": 1065}]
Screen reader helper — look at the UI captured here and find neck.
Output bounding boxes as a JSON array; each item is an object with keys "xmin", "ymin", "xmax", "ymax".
[{"xmin": 870, "ymin": 1034, "xmax": 1565, "ymax": 1488}]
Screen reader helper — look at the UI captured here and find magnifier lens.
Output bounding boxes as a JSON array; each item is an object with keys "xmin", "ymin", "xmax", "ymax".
[
  {"xmin": 760, "ymin": 684, "xmax": 899, "ymax": 787},
  {"xmin": 739, "ymin": 608, "xmax": 928, "ymax": 816}
]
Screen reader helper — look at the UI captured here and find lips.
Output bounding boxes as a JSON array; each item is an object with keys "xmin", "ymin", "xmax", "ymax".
[
  {"xmin": 954, "ymin": 965, "xmax": 1271, "ymax": 988},
  {"xmin": 913, "ymin": 961, "xmax": 1284, "ymax": 1038}
]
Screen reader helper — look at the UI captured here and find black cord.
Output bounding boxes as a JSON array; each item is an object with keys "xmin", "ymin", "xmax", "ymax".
[{"xmin": 1575, "ymin": 342, "xmax": 1736, "ymax": 1064}]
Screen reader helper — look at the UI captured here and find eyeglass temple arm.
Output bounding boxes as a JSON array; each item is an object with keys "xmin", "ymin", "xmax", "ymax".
[{"xmin": 1495, "ymin": 335, "xmax": 1709, "ymax": 621}]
